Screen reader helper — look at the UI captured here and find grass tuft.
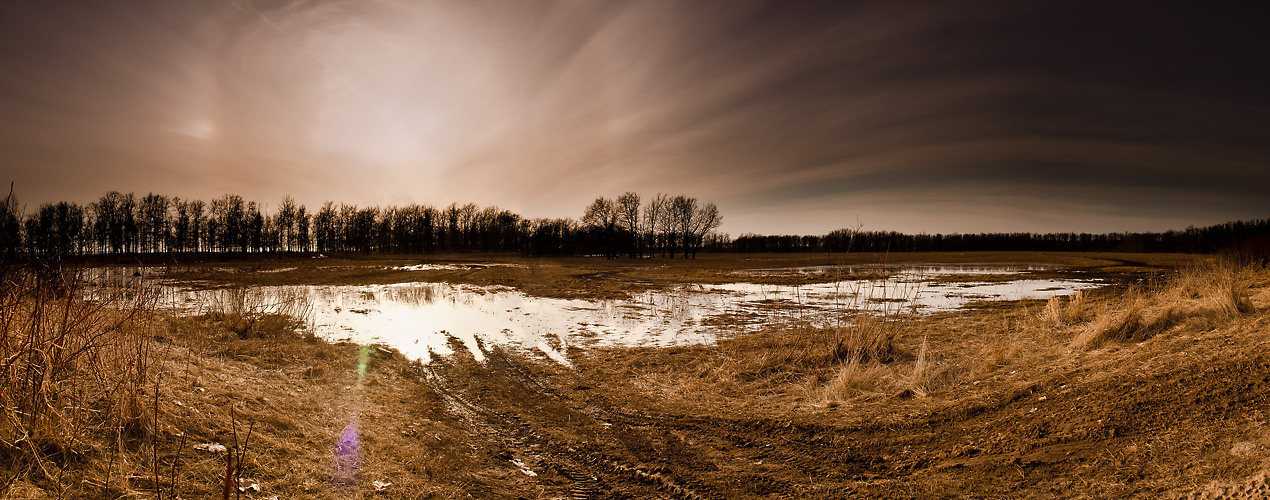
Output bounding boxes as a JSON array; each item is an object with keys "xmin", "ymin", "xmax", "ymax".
[
  {"xmin": 1041, "ymin": 290, "xmax": 1089, "ymax": 326},
  {"xmin": 1069, "ymin": 261, "xmax": 1257, "ymax": 350},
  {"xmin": 811, "ymin": 359, "xmax": 893, "ymax": 403},
  {"xmin": 204, "ymin": 286, "xmax": 313, "ymax": 339}
]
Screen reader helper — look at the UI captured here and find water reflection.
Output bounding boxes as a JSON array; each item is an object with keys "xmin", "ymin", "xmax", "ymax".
[
  {"xmin": 392, "ymin": 263, "xmax": 527, "ymax": 271},
  {"xmin": 735, "ymin": 263, "xmax": 1059, "ymax": 277},
  {"xmin": 158, "ymin": 266, "xmax": 1102, "ymax": 365}
]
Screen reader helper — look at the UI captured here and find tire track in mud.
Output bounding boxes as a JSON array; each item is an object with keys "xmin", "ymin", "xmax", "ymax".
[
  {"xmin": 425, "ymin": 343, "xmax": 1121, "ymax": 498},
  {"xmin": 420, "ymin": 363, "xmax": 603, "ymax": 498},
  {"xmin": 589, "ymin": 402, "xmax": 884, "ymax": 492},
  {"xmin": 422, "ymin": 345, "xmax": 719, "ymax": 499},
  {"xmin": 486, "ymin": 347, "xmax": 1126, "ymax": 497},
  {"xmin": 477, "ymin": 346, "xmax": 889, "ymax": 496},
  {"xmin": 427, "ymin": 343, "xmax": 1048, "ymax": 497}
]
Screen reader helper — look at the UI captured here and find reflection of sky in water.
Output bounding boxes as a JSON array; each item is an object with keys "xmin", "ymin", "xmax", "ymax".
[
  {"xmin": 295, "ymin": 283, "xmax": 729, "ymax": 365},
  {"xmin": 736, "ymin": 264, "xmax": 1059, "ymax": 276},
  {"xmin": 160, "ymin": 266, "xmax": 1100, "ymax": 365},
  {"xmin": 391, "ymin": 264, "xmax": 476, "ymax": 271},
  {"xmin": 391, "ymin": 263, "xmax": 526, "ymax": 271}
]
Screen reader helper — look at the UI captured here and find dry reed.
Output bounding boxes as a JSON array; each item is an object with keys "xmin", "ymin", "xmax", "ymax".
[
  {"xmin": 205, "ymin": 286, "xmax": 313, "ymax": 340},
  {"xmin": 0, "ymin": 262, "xmax": 158, "ymax": 496}
]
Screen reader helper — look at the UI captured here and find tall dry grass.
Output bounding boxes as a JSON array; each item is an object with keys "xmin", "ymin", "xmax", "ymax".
[
  {"xmin": 1066, "ymin": 261, "xmax": 1257, "ymax": 350},
  {"xmin": 807, "ymin": 277, "xmax": 939, "ymax": 403},
  {"xmin": 1040, "ymin": 289, "xmax": 1090, "ymax": 326},
  {"xmin": 204, "ymin": 286, "xmax": 313, "ymax": 340},
  {"xmin": 710, "ymin": 278, "xmax": 930, "ymax": 405},
  {"xmin": 800, "ymin": 261, "xmax": 1261, "ymax": 404},
  {"xmin": 0, "ymin": 262, "xmax": 159, "ymax": 496}
]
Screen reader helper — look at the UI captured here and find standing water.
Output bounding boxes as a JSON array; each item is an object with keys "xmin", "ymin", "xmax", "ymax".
[{"xmin": 160, "ymin": 265, "xmax": 1102, "ymax": 364}]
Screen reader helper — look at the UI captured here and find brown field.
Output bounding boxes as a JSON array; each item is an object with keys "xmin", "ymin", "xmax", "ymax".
[{"xmin": 4, "ymin": 252, "xmax": 1270, "ymax": 499}]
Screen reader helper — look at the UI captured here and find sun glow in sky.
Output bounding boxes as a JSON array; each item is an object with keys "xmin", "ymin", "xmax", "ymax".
[{"xmin": 1, "ymin": 0, "xmax": 1267, "ymax": 234}]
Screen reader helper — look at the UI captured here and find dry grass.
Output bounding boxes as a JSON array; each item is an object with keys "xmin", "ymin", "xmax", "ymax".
[
  {"xmin": 0, "ymin": 263, "xmax": 158, "ymax": 497},
  {"xmin": 1040, "ymin": 289, "xmax": 1090, "ymax": 326},
  {"xmin": 566, "ymin": 260, "xmax": 1270, "ymax": 497},
  {"xmin": 589, "ymin": 259, "xmax": 1265, "ymax": 413},
  {"xmin": 596, "ymin": 281, "xmax": 925, "ymax": 408},
  {"xmin": 809, "ymin": 358, "xmax": 894, "ymax": 402},
  {"xmin": 791, "ymin": 279, "xmax": 933, "ymax": 404},
  {"xmin": 723, "ymin": 313, "xmax": 901, "ymax": 377},
  {"xmin": 5, "ymin": 255, "xmax": 1264, "ymax": 498},
  {"xmin": 202, "ymin": 285, "xmax": 314, "ymax": 340},
  {"xmin": 1, "ymin": 264, "xmax": 500, "ymax": 499},
  {"xmin": 1069, "ymin": 261, "xmax": 1257, "ymax": 350},
  {"xmin": 135, "ymin": 321, "xmax": 482, "ymax": 500}
]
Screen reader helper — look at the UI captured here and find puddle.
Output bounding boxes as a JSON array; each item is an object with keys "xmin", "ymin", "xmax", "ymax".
[
  {"xmin": 392, "ymin": 264, "xmax": 476, "ymax": 271},
  {"xmin": 709, "ymin": 277, "xmax": 1099, "ymax": 316},
  {"xmin": 157, "ymin": 265, "xmax": 1102, "ymax": 365},
  {"xmin": 736, "ymin": 264, "xmax": 1059, "ymax": 277},
  {"xmin": 390, "ymin": 263, "xmax": 525, "ymax": 271},
  {"xmin": 162, "ymin": 283, "xmax": 732, "ymax": 365}
]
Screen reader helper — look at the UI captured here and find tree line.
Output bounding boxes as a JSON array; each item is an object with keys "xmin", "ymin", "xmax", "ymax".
[
  {"xmin": 0, "ymin": 186, "xmax": 725, "ymax": 261},
  {"xmin": 2, "ymin": 183, "xmax": 1266, "ymax": 261},
  {"xmin": 733, "ymin": 218, "xmax": 1270, "ymax": 256}
]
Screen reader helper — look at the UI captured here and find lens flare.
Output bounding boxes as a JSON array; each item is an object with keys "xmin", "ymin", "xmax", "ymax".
[
  {"xmin": 333, "ymin": 345, "xmax": 374, "ymax": 484},
  {"xmin": 333, "ymin": 416, "xmax": 360, "ymax": 483},
  {"xmin": 357, "ymin": 345, "xmax": 371, "ymax": 383}
]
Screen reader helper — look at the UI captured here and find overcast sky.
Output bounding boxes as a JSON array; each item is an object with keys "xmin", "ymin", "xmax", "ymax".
[{"xmin": 1, "ymin": 0, "xmax": 1266, "ymax": 235}]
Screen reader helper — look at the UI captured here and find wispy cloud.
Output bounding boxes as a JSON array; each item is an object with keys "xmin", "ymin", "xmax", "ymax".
[{"xmin": 1, "ymin": 0, "xmax": 1265, "ymax": 233}]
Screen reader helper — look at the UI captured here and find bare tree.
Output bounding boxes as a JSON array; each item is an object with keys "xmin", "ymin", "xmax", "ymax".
[
  {"xmin": 0, "ymin": 183, "xmax": 20, "ymax": 259},
  {"xmin": 118, "ymin": 193, "xmax": 138, "ymax": 253},
  {"xmin": 420, "ymin": 205, "xmax": 436, "ymax": 253},
  {"xmin": 246, "ymin": 201, "xmax": 265, "ymax": 252},
  {"xmin": 92, "ymin": 191, "xmax": 134, "ymax": 255},
  {"xmin": 447, "ymin": 201, "xmax": 467, "ymax": 252},
  {"xmin": 643, "ymin": 193, "xmax": 668, "ymax": 258},
  {"xmin": 277, "ymin": 195, "xmax": 297, "ymax": 252},
  {"xmin": 172, "ymin": 197, "xmax": 189, "ymax": 253},
  {"xmin": 187, "ymin": 199, "xmax": 205, "ymax": 253},
  {"xmin": 669, "ymin": 195, "xmax": 697, "ymax": 258},
  {"xmin": 24, "ymin": 202, "xmax": 84, "ymax": 257},
  {"xmin": 581, "ymin": 196, "xmax": 619, "ymax": 259},
  {"xmin": 315, "ymin": 202, "xmax": 337, "ymax": 252},
  {"xmin": 339, "ymin": 204, "xmax": 358, "ymax": 252},
  {"xmin": 616, "ymin": 192, "xmax": 641, "ymax": 258},
  {"xmin": 138, "ymin": 193, "xmax": 168, "ymax": 253},
  {"xmin": 210, "ymin": 194, "xmax": 246, "ymax": 253},
  {"xmin": 295, "ymin": 204, "xmax": 310, "ymax": 252},
  {"xmin": 475, "ymin": 205, "xmax": 500, "ymax": 251},
  {"xmin": 350, "ymin": 206, "xmax": 378, "ymax": 254},
  {"xmin": 458, "ymin": 203, "xmax": 478, "ymax": 252},
  {"xmin": 262, "ymin": 210, "xmax": 280, "ymax": 252},
  {"xmin": 689, "ymin": 202, "xmax": 722, "ymax": 258}
]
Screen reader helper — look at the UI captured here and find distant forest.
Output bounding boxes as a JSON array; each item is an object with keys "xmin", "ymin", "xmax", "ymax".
[
  {"xmin": 733, "ymin": 221, "xmax": 1270, "ymax": 256},
  {"xmin": 0, "ymin": 187, "xmax": 721, "ymax": 261},
  {"xmin": 1, "ymin": 186, "xmax": 1268, "ymax": 261}
]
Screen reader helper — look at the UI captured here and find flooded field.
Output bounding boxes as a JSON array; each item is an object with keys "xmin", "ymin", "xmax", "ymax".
[
  {"xmin": 39, "ymin": 253, "xmax": 1262, "ymax": 499},
  {"xmin": 158, "ymin": 264, "xmax": 1102, "ymax": 364}
]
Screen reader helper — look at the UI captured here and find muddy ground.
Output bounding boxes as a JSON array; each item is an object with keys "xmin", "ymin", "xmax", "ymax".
[{"xmin": 21, "ymin": 252, "xmax": 1270, "ymax": 499}]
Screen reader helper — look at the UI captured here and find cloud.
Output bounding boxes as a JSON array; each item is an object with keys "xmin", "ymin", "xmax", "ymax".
[{"xmin": 0, "ymin": 0, "xmax": 1266, "ymax": 233}]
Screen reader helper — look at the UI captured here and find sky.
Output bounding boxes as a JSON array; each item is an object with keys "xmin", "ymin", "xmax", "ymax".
[{"xmin": 1, "ymin": 0, "xmax": 1267, "ymax": 236}]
